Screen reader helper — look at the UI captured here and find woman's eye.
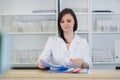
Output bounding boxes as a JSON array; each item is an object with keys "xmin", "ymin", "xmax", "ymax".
[
  {"xmin": 67, "ymin": 20, "xmax": 71, "ymax": 23},
  {"xmin": 60, "ymin": 20, "xmax": 64, "ymax": 23}
]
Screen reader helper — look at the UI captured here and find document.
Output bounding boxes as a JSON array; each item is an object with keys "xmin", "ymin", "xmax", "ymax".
[
  {"xmin": 40, "ymin": 60, "xmax": 88, "ymax": 73},
  {"xmin": 40, "ymin": 59, "xmax": 68, "ymax": 70}
]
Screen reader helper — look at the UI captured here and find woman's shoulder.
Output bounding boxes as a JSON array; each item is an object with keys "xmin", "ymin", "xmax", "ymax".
[
  {"xmin": 75, "ymin": 34, "xmax": 87, "ymax": 42},
  {"xmin": 75, "ymin": 34, "xmax": 89, "ymax": 46},
  {"xmin": 48, "ymin": 35, "xmax": 60, "ymax": 41}
]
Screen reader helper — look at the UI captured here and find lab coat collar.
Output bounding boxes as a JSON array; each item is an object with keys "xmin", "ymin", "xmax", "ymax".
[
  {"xmin": 58, "ymin": 34, "xmax": 80, "ymax": 43},
  {"xmin": 69, "ymin": 34, "xmax": 80, "ymax": 51},
  {"xmin": 57, "ymin": 34, "xmax": 80, "ymax": 52},
  {"xmin": 72, "ymin": 34, "xmax": 81, "ymax": 44},
  {"xmin": 57, "ymin": 34, "xmax": 80, "ymax": 44}
]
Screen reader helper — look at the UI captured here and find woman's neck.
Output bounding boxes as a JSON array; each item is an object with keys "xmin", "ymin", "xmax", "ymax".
[{"xmin": 64, "ymin": 31, "xmax": 74, "ymax": 43}]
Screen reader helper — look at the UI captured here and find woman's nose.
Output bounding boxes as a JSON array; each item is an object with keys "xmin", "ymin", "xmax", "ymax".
[{"xmin": 64, "ymin": 21, "xmax": 68, "ymax": 25}]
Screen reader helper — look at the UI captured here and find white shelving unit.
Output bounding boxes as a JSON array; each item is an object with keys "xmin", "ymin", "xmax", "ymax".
[
  {"xmin": 0, "ymin": 0, "xmax": 58, "ymax": 68},
  {"xmin": 0, "ymin": 0, "xmax": 120, "ymax": 69},
  {"xmin": 91, "ymin": 0, "xmax": 120, "ymax": 69}
]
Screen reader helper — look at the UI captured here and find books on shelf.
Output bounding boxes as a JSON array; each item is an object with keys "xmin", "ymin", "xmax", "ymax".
[
  {"xmin": 92, "ymin": 49, "xmax": 114, "ymax": 62},
  {"xmin": 71, "ymin": 8, "xmax": 88, "ymax": 12},
  {"xmin": 95, "ymin": 19, "xmax": 119, "ymax": 32},
  {"xmin": 12, "ymin": 49, "xmax": 42, "ymax": 64},
  {"xmin": 12, "ymin": 20, "xmax": 56, "ymax": 32}
]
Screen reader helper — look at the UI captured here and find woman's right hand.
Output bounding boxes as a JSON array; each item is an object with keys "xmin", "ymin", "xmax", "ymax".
[
  {"xmin": 36, "ymin": 60, "xmax": 46, "ymax": 69},
  {"xmin": 70, "ymin": 58, "xmax": 83, "ymax": 68}
]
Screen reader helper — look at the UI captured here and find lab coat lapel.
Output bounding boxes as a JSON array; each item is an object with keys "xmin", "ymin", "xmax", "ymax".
[
  {"xmin": 58, "ymin": 37, "xmax": 68, "ymax": 52},
  {"xmin": 69, "ymin": 34, "xmax": 80, "ymax": 52},
  {"xmin": 57, "ymin": 35, "xmax": 80, "ymax": 52}
]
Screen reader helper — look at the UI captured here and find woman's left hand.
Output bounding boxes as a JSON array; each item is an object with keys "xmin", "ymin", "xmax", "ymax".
[{"xmin": 70, "ymin": 58, "xmax": 83, "ymax": 67}]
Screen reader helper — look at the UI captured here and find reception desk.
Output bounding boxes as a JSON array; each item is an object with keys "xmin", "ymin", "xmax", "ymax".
[{"xmin": 0, "ymin": 69, "xmax": 120, "ymax": 80}]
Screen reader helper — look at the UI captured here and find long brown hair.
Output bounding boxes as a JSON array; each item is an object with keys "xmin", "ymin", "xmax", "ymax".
[{"xmin": 58, "ymin": 8, "xmax": 78, "ymax": 43}]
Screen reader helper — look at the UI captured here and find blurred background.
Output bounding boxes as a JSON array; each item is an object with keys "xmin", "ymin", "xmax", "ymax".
[{"xmin": 0, "ymin": 32, "xmax": 12, "ymax": 76}]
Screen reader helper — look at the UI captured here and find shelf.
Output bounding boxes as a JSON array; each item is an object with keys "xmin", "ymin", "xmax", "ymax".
[
  {"xmin": 92, "ymin": 12, "xmax": 120, "ymax": 15},
  {"xmin": 92, "ymin": 32, "xmax": 120, "ymax": 34},
  {"xmin": 0, "ymin": 13, "xmax": 57, "ymax": 16},
  {"xmin": 92, "ymin": 62, "xmax": 120, "ymax": 65},
  {"xmin": 11, "ymin": 63, "xmax": 36, "ymax": 67},
  {"xmin": 9, "ymin": 32, "xmax": 58, "ymax": 35},
  {"xmin": 75, "ymin": 12, "xmax": 88, "ymax": 15}
]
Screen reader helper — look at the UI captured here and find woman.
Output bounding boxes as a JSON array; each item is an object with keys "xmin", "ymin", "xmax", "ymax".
[{"xmin": 36, "ymin": 8, "xmax": 91, "ymax": 69}]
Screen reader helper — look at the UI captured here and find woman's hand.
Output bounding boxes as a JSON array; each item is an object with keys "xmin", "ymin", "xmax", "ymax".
[
  {"xmin": 70, "ymin": 58, "xmax": 83, "ymax": 67},
  {"xmin": 70, "ymin": 58, "xmax": 89, "ymax": 69},
  {"xmin": 36, "ymin": 60, "xmax": 46, "ymax": 69}
]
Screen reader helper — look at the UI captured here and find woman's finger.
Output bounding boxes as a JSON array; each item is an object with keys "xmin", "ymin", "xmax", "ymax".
[{"xmin": 70, "ymin": 58, "xmax": 83, "ymax": 66}]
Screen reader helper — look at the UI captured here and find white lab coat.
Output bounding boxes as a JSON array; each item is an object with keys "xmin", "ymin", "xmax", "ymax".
[{"xmin": 38, "ymin": 34, "xmax": 91, "ymax": 68}]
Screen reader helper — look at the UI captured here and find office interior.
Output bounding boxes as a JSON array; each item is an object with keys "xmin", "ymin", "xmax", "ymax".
[{"xmin": 0, "ymin": 0, "xmax": 120, "ymax": 79}]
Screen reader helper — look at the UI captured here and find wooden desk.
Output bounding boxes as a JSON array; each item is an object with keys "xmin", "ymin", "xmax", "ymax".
[{"xmin": 0, "ymin": 69, "xmax": 120, "ymax": 80}]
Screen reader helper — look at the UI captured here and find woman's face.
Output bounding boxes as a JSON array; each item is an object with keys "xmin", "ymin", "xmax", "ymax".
[{"xmin": 60, "ymin": 13, "xmax": 75, "ymax": 33}]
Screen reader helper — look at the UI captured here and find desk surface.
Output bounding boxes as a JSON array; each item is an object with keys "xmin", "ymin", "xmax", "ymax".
[{"xmin": 1, "ymin": 69, "xmax": 120, "ymax": 80}]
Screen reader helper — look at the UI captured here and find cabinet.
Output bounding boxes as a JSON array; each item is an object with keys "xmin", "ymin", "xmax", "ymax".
[
  {"xmin": 91, "ymin": 0, "xmax": 120, "ymax": 69},
  {"xmin": 0, "ymin": 0, "xmax": 120, "ymax": 69}
]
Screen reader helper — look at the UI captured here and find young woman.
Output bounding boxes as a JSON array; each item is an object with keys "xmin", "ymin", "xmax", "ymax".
[{"xmin": 36, "ymin": 8, "xmax": 91, "ymax": 69}]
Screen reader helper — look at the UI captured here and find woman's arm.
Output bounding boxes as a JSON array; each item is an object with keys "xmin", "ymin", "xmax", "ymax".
[{"xmin": 36, "ymin": 37, "xmax": 53, "ymax": 69}]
